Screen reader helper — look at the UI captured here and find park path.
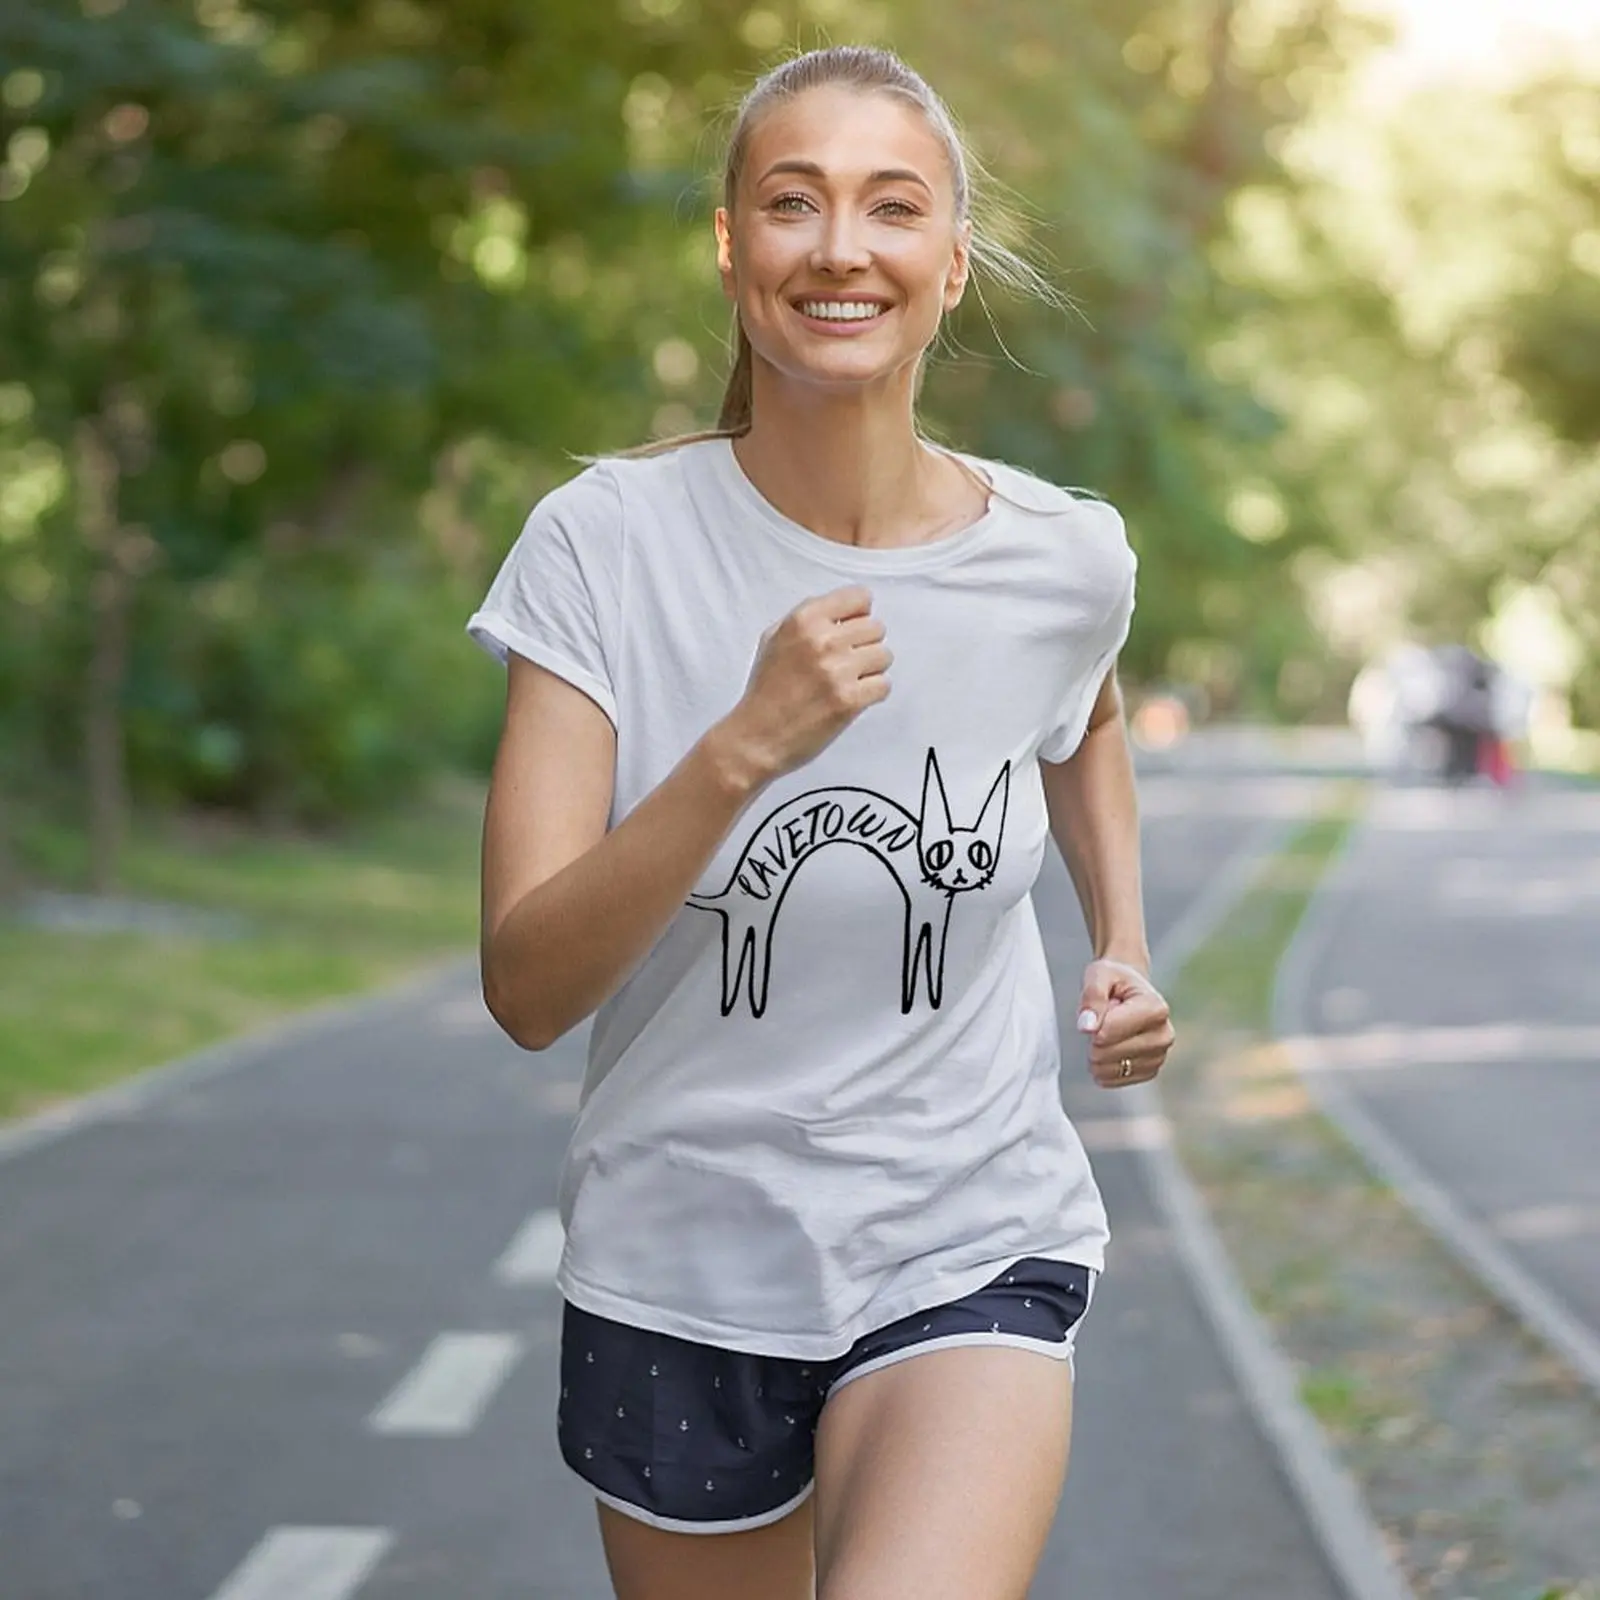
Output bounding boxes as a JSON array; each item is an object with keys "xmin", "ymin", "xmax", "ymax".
[
  {"xmin": 1285, "ymin": 779, "xmax": 1600, "ymax": 1388},
  {"xmin": 0, "ymin": 760, "xmax": 1350, "ymax": 1599}
]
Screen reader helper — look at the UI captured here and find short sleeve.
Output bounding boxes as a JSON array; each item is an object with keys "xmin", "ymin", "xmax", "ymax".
[
  {"xmin": 1038, "ymin": 509, "xmax": 1137, "ymax": 764},
  {"xmin": 465, "ymin": 464, "xmax": 623, "ymax": 727}
]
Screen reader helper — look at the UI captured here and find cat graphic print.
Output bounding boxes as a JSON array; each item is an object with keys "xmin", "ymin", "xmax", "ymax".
[{"xmin": 688, "ymin": 749, "xmax": 1010, "ymax": 1018}]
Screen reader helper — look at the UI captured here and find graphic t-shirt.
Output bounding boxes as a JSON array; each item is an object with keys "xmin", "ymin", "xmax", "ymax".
[{"xmin": 466, "ymin": 437, "xmax": 1137, "ymax": 1359}]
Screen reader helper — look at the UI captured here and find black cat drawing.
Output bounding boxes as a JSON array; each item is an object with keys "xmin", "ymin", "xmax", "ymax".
[{"xmin": 688, "ymin": 748, "xmax": 1010, "ymax": 1018}]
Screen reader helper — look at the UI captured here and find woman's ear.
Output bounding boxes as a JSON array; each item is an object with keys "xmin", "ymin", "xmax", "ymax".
[
  {"xmin": 944, "ymin": 218, "xmax": 973, "ymax": 312},
  {"xmin": 715, "ymin": 207, "xmax": 736, "ymax": 298}
]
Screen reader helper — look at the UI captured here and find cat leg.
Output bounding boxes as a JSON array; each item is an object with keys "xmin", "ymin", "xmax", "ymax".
[
  {"xmin": 900, "ymin": 889, "xmax": 954, "ymax": 1013},
  {"xmin": 924, "ymin": 893, "xmax": 955, "ymax": 1010}
]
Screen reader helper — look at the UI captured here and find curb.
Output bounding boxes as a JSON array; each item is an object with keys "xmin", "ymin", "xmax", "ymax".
[
  {"xmin": 1131, "ymin": 801, "xmax": 1416, "ymax": 1600},
  {"xmin": 0, "ymin": 952, "xmax": 479, "ymax": 1168},
  {"xmin": 1274, "ymin": 788, "xmax": 1600, "ymax": 1400}
]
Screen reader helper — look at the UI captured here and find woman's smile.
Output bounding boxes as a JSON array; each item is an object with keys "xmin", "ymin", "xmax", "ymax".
[{"xmin": 791, "ymin": 295, "xmax": 895, "ymax": 335}]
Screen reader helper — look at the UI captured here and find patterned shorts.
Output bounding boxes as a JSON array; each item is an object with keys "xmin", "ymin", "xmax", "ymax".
[{"xmin": 557, "ymin": 1255, "xmax": 1096, "ymax": 1534}]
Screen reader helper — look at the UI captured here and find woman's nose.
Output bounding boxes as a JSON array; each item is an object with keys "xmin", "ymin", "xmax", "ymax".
[{"xmin": 811, "ymin": 209, "xmax": 871, "ymax": 274}]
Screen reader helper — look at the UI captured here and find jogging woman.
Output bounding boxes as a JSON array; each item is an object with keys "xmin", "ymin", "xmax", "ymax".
[{"xmin": 469, "ymin": 44, "xmax": 1174, "ymax": 1600}]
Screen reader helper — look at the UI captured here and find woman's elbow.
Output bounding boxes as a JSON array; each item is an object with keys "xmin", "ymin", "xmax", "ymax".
[{"xmin": 480, "ymin": 957, "xmax": 560, "ymax": 1052}]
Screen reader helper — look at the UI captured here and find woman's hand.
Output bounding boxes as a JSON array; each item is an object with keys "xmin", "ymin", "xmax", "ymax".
[
  {"xmin": 717, "ymin": 585, "xmax": 892, "ymax": 784},
  {"xmin": 1076, "ymin": 959, "xmax": 1174, "ymax": 1088}
]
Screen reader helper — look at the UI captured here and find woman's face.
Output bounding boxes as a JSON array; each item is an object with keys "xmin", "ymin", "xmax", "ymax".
[{"xmin": 716, "ymin": 86, "xmax": 971, "ymax": 400}]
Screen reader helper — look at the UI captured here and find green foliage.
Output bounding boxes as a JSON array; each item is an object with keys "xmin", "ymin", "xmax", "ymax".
[
  {"xmin": 125, "ymin": 547, "xmax": 493, "ymax": 821},
  {"xmin": 0, "ymin": 0, "xmax": 763, "ymax": 826},
  {"xmin": 1220, "ymin": 51, "xmax": 1600, "ymax": 732},
  {"xmin": 1506, "ymin": 270, "xmax": 1600, "ymax": 446},
  {"xmin": 2, "ymin": 0, "xmax": 1592, "ymax": 847}
]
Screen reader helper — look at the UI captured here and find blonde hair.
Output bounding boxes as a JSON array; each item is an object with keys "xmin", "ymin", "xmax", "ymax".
[{"xmin": 616, "ymin": 44, "xmax": 1072, "ymax": 459}]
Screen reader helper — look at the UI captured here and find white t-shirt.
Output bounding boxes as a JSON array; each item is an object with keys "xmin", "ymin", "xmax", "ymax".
[{"xmin": 467, "ymin": 436, "xmax": 1136, "ymax": 1359}]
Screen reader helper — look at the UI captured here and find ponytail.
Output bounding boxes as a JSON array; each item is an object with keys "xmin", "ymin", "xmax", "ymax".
[
  {"xmin": 590, "ymin": 316, "xmax": 750, "ymax": 461},
  {"xmin": 717, "ymin": 322, "xmax": 755, "ymax": 436}
]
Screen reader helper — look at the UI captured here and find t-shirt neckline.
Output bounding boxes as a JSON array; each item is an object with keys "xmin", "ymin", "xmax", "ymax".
[{"xmin": 705, "ymin": 436, "xmax": 1001, "ymax": 573}]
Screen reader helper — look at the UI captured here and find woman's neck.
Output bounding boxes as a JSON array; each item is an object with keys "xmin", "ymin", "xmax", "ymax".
[{"xmin": 732, "ymin": 375, "xmax": 980, "ymax": 551}]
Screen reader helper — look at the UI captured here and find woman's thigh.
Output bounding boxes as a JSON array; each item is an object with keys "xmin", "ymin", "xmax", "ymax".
[
  {"xmin": 810, "ymin": 1344, "xmax": 1075, "ymax": 1600},
  {"xmin": 596, "ymin": 1494, "xmax": 815, "ymax": 1600}
]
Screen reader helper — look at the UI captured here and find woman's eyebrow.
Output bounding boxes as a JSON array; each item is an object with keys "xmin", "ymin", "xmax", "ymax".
[{"xmin": 755, "ymin": 158, "xmax": 934, "ymax": 194}]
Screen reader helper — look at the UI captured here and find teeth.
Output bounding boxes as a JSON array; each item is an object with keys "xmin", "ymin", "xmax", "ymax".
[{"xmin": 799, "ymin": 301, "xmax": 887, "ymax": 322}]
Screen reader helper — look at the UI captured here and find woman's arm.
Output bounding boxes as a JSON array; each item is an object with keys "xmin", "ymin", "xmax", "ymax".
[
  {"xmin": 480, "ymin": 585, "xmax": 891, "ymax": 1050},
  {"xmin": 1040, "ymin": 667, "xmax": 1174, "ymax": 1088},
  {"xmin": 1040, "ymin": 668, "xmax": 1150, "ymax": 974},
  {"xmin": 480, "ymin": 657, "xmax": 766, "ymax": 1050}
]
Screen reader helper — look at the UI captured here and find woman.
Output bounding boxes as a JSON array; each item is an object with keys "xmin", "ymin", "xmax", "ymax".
[{"xmin": 468, "ymin": 44, "xmax": 1174, "ymax": 1600}]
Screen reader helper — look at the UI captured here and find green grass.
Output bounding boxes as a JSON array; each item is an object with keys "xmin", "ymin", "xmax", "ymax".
[
  {"xmin": 1173, "ymin": 804, "xmax": 1355, "ymax": 1026},
  {"xmin": 0, "ymin": 776, "xmax": 484, "ymax": 1122}
]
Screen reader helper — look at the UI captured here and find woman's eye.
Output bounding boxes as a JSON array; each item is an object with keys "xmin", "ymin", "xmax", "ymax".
[{"xmin": 767, "ymin": 193, "xmax": 918, "ymax": 218}]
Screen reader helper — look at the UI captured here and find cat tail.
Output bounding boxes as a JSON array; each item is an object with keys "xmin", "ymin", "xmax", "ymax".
[{"xmin": 686, "ymin": 891, "xmax": 773, "ymax": 1018}]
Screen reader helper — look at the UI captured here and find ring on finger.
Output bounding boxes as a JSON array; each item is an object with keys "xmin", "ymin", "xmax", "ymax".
[{"xmin": 1118, "ymin": 1058, "xmax": 1134, "ymax": 1080}]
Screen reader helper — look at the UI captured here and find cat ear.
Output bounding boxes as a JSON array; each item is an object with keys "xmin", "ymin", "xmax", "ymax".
[
  {"xmin": 973, "ymin": 760, "xmax": 1011, "ymax": 843},
  {"xmin": 920, "ymin": 748, "xmax": 955, "ymax": 838}
]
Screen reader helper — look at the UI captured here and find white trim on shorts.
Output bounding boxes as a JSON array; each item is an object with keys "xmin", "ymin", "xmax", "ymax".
[
  {"xmin": 824, "ymin": 1265, "xmax": 1098, "ymax": 1400},
  {"xmin": 586, "ymin": 1475, "xmax": 816, "ymax": 1537},
  {"xmin": 823, "ymin": 1327, "xmax": 1081, "ymax": 1401}
]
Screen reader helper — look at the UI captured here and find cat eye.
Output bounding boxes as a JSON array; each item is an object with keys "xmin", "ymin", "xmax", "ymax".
[
  {"xmin": 968, "ymin": 841, "xmax": 994, "ymax": 871},
  {"xmin": 925, "ymin": 840, "xmax": 953, "ymax": 871}
]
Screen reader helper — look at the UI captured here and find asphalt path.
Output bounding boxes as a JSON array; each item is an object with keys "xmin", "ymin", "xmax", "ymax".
[
  {"xmin": 0, "ymin": 763, "xmax": 1347, "ymax": 1599},
  {"xmin": 1289, "ymin": 780, "xmax": 1600, "ymax": 1365}
]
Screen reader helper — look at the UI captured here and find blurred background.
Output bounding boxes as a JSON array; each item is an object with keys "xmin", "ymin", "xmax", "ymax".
[
  {"xmin": 2, "ymin": 0, "xmax": 1596, "ymax": 887},
  {"xmin": 1, "ymin": 6, "xmax": 1598, "ymax": 1596}
]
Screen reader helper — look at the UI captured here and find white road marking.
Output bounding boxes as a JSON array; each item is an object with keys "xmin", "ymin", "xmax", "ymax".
[
  {"xmin": 493, "ymin": 1208, "xmax": 565, "ymax": 1284},
  {"xmin": 207, "ymin": 1527, "xmax": 393, "ymax": 1600},
  {"xmin": 1290, "ymin": 1021, "xmax": 1600, "ymax": 1073},
  {"xmin": 1494, "ymin": 1203, "xmax": 1600, "ymax": 1242},
  {"xmin": 533, "ymin": 1078, "xmax": 583, "ymax": 1114},
  {"xmin": 1075, "ymin": 1114, "xmax": 1169, "ymax": 1152},
  {"xmin": 367, "ymin": 1333, "xmax": 525, "ymax": 1436}
]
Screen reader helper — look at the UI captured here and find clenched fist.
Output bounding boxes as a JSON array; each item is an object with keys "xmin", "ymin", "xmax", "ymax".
[
  {"xmin": 1077, "ymin": 959, "xmax": 1175, "ymax": 1088},
  {"xmin": 723, "ymin": 586, "xmax": 893, "ymax": 783}
]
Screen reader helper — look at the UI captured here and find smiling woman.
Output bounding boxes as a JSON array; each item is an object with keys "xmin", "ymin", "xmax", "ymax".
[{"xmin": 467, "ymin": 41, "xmax": 1171, "ymax": 1600}]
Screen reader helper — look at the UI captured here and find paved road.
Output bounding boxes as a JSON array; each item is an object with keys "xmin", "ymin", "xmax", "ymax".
[
  {"xmin": 1291, "ymin": 780, "xmax": 1600, "ymax": 1350},
  {"xmin": 0, "ymin": 765, "xmax": 1346, "ymax": 1599}
]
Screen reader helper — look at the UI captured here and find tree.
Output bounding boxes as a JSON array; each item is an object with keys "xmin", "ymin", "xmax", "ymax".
[{"xmin": 0, "ymin": 0, "xmax": 766, "ymax": 873}]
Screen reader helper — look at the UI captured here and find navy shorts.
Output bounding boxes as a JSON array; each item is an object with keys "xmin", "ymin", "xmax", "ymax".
[{"xmin": 557, "ymin": 1256, "xmax": 1095, "ymax": 1534}]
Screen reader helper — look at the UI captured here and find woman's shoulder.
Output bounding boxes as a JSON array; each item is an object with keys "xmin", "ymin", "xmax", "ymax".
[
  {"xmin": 965, "ymin": 453, "xmax": 1129, "ymax": 540},
  {"xmin": 575, "ymin": 435, "xmax": 722, "ymax": 489},
  {"xmin": 523, "ymin": 439, "xmax": 717, "ymax": 545},
  {"xmin": 533, "ymin": 437, "xmax": 723, "ymax": 529},
  {"xmin": 523, "ymin": 456, "xmax": 623, "ymax": 531}
]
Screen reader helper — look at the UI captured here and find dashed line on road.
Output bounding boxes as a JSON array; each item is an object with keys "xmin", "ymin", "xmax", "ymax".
[
  {"xmin": 1299, "ymin": 1021, "xmax": 1600, "ymax": 1072},
  {"xmin": 493, "ymin": 1206, "xmax": 565, "ymax": 1284},
  {"xmin": 206, "ymin": 1527, "xmax": 393, "ymax": 1600},
  {"xmin": 432, "ymin": 994, "xmax": 500, "ymax": 1036},
  {"xmin": 1074, "ymin": 1114, "xmax": 1168, "ymax": 1152},
  {"xmin": 368, "ymin": 1332, "xmax": 526, "ymax": 1437}
]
